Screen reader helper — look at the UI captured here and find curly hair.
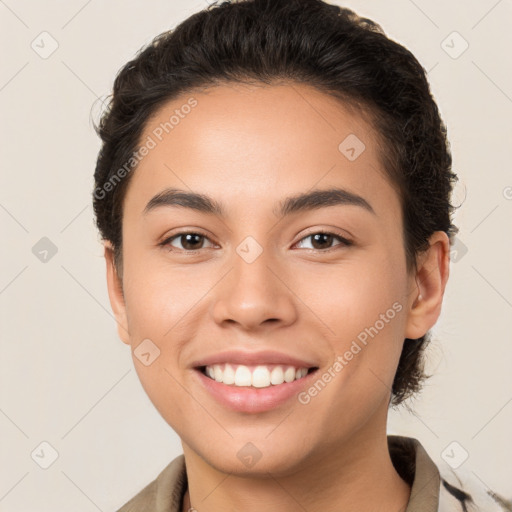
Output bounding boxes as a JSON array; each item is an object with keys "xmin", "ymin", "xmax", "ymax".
[{"xmin": 92, "ymin": 0, "xmax": 459, "ymax": 406}]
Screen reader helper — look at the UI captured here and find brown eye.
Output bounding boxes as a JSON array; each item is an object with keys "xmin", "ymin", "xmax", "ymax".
[
  {"xmin": 161, "ymin": 232, "xmax": 215, "ymax": 251},
  {"xmin": 295, "ymin": 231, "xmax": 352, "ymax": 251}
]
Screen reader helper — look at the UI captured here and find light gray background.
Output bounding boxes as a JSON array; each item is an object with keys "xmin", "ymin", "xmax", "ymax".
[{"xmin": 1, "ymin": 0, "xmax": 511, "ymax": 510}]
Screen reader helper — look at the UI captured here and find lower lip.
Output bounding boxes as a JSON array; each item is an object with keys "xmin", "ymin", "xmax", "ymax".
[{"xmin": 194, "ymin": 369, "xmax": 318, "ymax": 413}]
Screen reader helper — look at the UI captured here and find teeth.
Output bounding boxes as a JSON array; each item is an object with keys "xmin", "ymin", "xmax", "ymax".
[
  {"xmin": 252, "ymin": 366, "xmax": 270, "ymax": 388},
  {"xmin": 204, "ymin": 364, "xmax": 310, "ymax": 388},
  {"xmin": 223, "ymin": 363, "xmax": 235, "ymax": 385},
  {"xmin": 270, "ymin": 366, "xmax": 284, "ymax": 385},
  {"xmin": 284, "ymin": 367, "xmax": 296, "ymax": 383},
  {"xmin": 214, "ymin": 365, "xmax": 223, "ymax": 382},
  {"xmin": 234, "ymin": 365, "xmax": 252, "ymax": 386}
]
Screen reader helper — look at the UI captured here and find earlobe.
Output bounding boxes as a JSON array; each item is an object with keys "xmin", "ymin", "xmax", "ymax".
[
  {"xmin": 103, "ymin": 241, "xmax": 131, "ymax": 345},
  {"xmin": 404, "ymin": 231, "xmax": 451, "ymax": 340}
]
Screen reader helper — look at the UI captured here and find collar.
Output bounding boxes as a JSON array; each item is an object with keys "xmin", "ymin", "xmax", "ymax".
[
  {"xmin": 117, "ymin": 435, "xmax": 442, "ymax": 512},
  {"xmin": 388, "ymin": 435, "xmax": 441, "ymax": 512}
]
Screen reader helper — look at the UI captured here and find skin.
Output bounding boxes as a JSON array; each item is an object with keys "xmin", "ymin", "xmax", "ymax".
[{"xmin": 104, "ymin": 82, "xmax": 450, "ymax": 512}]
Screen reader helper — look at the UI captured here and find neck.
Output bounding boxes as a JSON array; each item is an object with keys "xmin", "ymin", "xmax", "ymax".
[{"xmin": 181, "ymin": 425, "xmax": 410, "ymax": 512}]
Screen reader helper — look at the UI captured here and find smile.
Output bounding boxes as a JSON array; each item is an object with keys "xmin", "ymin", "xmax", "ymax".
[
  {"xmin": 200, "ymin": 363, "xmax": 314, "ymax": 388},
  {"xmin": 194, "ymin": 364, "xmax": 319, "ymax": 413}
]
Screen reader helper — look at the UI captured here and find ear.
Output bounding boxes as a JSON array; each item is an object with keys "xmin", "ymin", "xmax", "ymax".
[
  {"xmin": 405, "ymin": 231, "xmax": 451, "ymax": 340},
  {"xmin": 104, "ymin": 241, "xmax": 131, "ymax": 345}
]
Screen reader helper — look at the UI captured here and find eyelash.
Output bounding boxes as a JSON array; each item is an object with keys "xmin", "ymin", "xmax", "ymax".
[{"xmin": 158, "ymin": 230, "xmax": 353, "ymax": 253}]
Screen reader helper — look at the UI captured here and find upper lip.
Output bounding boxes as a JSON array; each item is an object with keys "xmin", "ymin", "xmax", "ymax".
[{"xmin": 190, "ymin": 350, "xmax": 319, "ymax": 369}]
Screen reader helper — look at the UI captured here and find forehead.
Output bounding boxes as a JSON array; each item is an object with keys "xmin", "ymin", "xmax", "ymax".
[{"xmin": 123, "ymin": 82, "xmax": 400, "ymax": 222}]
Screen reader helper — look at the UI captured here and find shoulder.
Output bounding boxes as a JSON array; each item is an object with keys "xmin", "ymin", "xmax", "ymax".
[
  {"xmin": 115, "ymin": 454, "xmax": 187, "ymax": 512},
  {"xmin": 437, "ymin": 460, "xmax": 511, "ymax": 512},
  {"xmin": 388, "ymin": 435, "xmax": 510, "ymax": 512}
]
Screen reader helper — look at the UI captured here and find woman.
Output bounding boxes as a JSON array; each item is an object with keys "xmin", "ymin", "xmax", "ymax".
[{"xmin": 92, "ymin": 0, "xmax": 509, "ymax": 510}]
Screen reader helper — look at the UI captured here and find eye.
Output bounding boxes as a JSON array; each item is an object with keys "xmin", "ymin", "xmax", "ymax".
[
  {"xmin": 159, "ymin": 232, "xmax": 216, "ymax": 252},
  {"xmin": 294, "ymin": 231, "xmax": 352, "ymax": 251},
  {"xmin": 159, "ymin": 230, "xmax": 352, "ymax": 253}
]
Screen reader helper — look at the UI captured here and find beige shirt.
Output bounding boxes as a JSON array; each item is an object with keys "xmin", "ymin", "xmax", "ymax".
[{"xmin": 115, "ymin": 436, "xmax": 507, "ymax": 512}]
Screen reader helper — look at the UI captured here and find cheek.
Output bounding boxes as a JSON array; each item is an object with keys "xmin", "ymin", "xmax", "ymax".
[
  {"xmin": 297, "ymin": 253, "xmax": 407, "ymax": 406},
  {"xmin": 120, "ymin": 257, "xmax": 219, "ymax": 419},
  {"xmin": 297, "ymin": 253, "xmax": 406, "ymax": 340},
  {"xmin": 130, "ymin": 357, "xmax": 200, "ymax": 444},
  {"xmin": 122, "ymin": 252, "xmax": 213, "ymax": 341},
  {"xmin": 122, "ymin": 266, "xmax": 199, "ymax": 426}
]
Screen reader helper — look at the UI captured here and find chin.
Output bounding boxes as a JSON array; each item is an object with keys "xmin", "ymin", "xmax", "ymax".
[{"xmin": 191, "ymin": 437, "xmax": 315, "ymax": 478}]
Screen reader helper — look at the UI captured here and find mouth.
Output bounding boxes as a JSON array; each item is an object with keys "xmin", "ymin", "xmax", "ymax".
[
  {"xmin": 193, "ymin": 362, "xmax": 320, "ymax": 413},
  {"xmin": 197, "ymin": 363, "xmax": 318, "ymax": 388},
  {"xmin": 190, "ymin": 349, "xmax": 320, "ymax": 412}
]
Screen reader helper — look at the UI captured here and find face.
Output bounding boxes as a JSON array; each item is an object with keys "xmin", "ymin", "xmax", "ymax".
[{"xmin": 105, "ymin": 82, "xmax": 448, "ymax": 476}]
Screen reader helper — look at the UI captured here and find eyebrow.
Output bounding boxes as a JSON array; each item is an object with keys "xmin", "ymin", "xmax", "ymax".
[{"xmin": 143, "ymin": 187, "xmax": 375, "ymax": 218}]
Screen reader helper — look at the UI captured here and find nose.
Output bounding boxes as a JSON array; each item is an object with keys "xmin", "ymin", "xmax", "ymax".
[{"xmin": 211, "ymin": 246, "xmax": 298, "ymax": 332}]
